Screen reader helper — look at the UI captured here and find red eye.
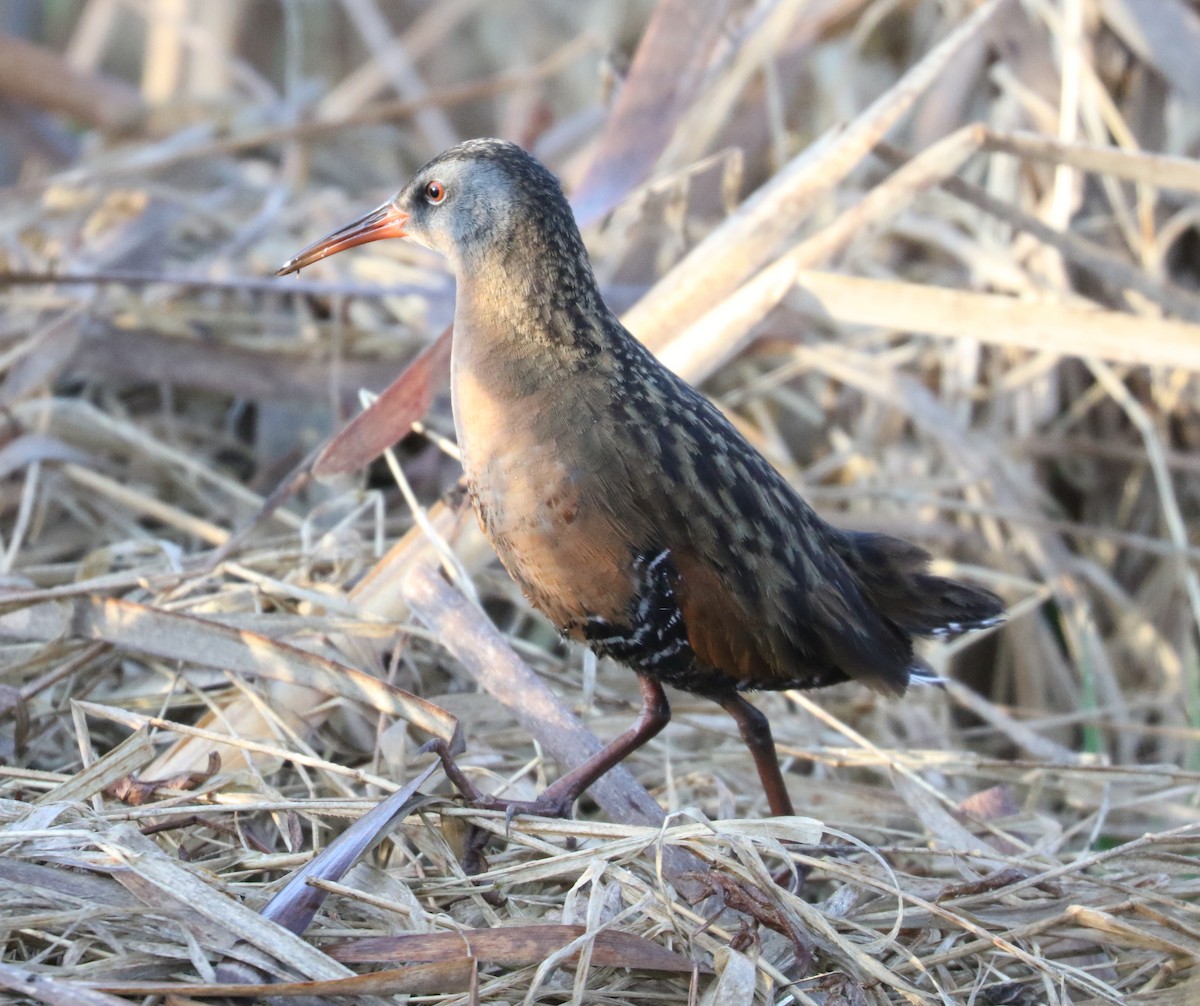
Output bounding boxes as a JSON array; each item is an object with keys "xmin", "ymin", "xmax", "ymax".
[{"xmin": 424, "ymin": 180, "xmax": 446, "ymax": 203}]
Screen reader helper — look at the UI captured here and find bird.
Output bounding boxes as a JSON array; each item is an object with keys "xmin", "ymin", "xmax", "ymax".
[{"xmin": 277, "ymin": 138, "xmax": 1004, "ymax": 820}]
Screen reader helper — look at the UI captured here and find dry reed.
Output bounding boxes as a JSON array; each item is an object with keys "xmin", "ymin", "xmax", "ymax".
[{"xmin": 1, "ymin": 1, "xmax": 1198, "ymax": 1003}]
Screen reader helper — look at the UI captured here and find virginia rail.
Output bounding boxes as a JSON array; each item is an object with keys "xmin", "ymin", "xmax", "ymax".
[{"xmin": 278, "ymin": 138, "xmax": 1004, "ymax": 819}]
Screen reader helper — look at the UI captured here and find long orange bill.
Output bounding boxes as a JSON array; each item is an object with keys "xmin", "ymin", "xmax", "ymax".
[{"xmin": 275, "ymin": 202, "xmax": 409, "ymax": 275}]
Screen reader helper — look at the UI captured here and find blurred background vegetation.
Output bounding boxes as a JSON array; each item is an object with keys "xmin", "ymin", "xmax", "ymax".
[{"xmin": 2, "ymin": 1, "xmax": 1200, "ymax": 1002}]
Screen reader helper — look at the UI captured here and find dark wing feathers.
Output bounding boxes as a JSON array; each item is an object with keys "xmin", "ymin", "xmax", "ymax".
[
  {"xmin": 564, "ymin": 309, "xmax": 1001, "ymax": 696},
  {"xmin": 609, "ymin": 357, "xmax": 920, "ymax": 694}
]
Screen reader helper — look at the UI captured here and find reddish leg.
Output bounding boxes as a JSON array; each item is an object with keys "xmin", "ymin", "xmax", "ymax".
[
  {"xmin": 715, "ymin": 692, "xmax": 809, "ymax": 890},
  {"xmin": 715, "ymin": 692, "xmax": 794, "ymax": 816},
  {"xmin": 533, "ymin": 672, "xmax": 671, "ymax": 815},
  {"xmin": 428, "ymin": 672, "xmax": 671, "ymax": 819}
]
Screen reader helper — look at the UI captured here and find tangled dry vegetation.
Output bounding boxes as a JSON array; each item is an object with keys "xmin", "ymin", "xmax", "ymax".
[{"xmin": 1, "ymin": 1, "xmax": 1199, "ymax": 1003}]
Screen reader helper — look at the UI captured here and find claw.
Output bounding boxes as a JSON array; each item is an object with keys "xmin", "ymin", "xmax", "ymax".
[
  {"xmin": 420, "ymin": 736, "xmax": 488, "ymax": 804},
  {"xmin": 418, "ymin": 733, "xmax": 581, "ymax": 884}
]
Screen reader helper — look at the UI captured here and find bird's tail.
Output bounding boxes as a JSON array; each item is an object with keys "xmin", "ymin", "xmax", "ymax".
[{"xmin": 836, "ymin": 530, "xmax": 1005, "ymax": 639}]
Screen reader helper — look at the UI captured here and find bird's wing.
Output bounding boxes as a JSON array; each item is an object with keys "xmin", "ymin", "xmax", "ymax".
[{"xmin": 618, "ymin": 372, "xmax": 915, "ymax": 694}]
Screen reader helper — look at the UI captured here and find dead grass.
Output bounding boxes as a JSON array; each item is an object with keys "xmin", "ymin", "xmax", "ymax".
[{"xmin": 1, "ymin": 1, "xmax": 1199, "ymax": 1003}]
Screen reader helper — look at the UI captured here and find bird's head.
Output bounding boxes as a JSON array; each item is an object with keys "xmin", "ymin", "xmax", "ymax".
[{"xmin": 276, "ymin": 138, "xmax": 576, "ymax": 277}]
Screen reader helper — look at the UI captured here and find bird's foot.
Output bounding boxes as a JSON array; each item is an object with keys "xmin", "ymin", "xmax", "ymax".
[
  {"xmin": 420, "ymin": 737, "xmax": 575, "ymax": 820},
  {"xmin": 419, "ymin": 739, "xmax": 577, "ymax": 880}
]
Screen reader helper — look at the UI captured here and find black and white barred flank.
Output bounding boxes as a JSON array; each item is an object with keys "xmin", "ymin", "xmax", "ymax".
[
  {"xmin": 583, "ymin": 548, "xmax": 695, "ymax": 681},
  {"xmin": 928, "ymin": 613, "xmax": 1005, "ymax": 639}
]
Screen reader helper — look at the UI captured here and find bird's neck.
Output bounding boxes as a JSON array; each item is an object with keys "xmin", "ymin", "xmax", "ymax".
[
  {"xmin": 452, "ymin": 226, "xmax": 615, "ymax": 385},
  {"xmin": 449, "ymin": 227, "xmax": 628, "ymax": 477}
]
